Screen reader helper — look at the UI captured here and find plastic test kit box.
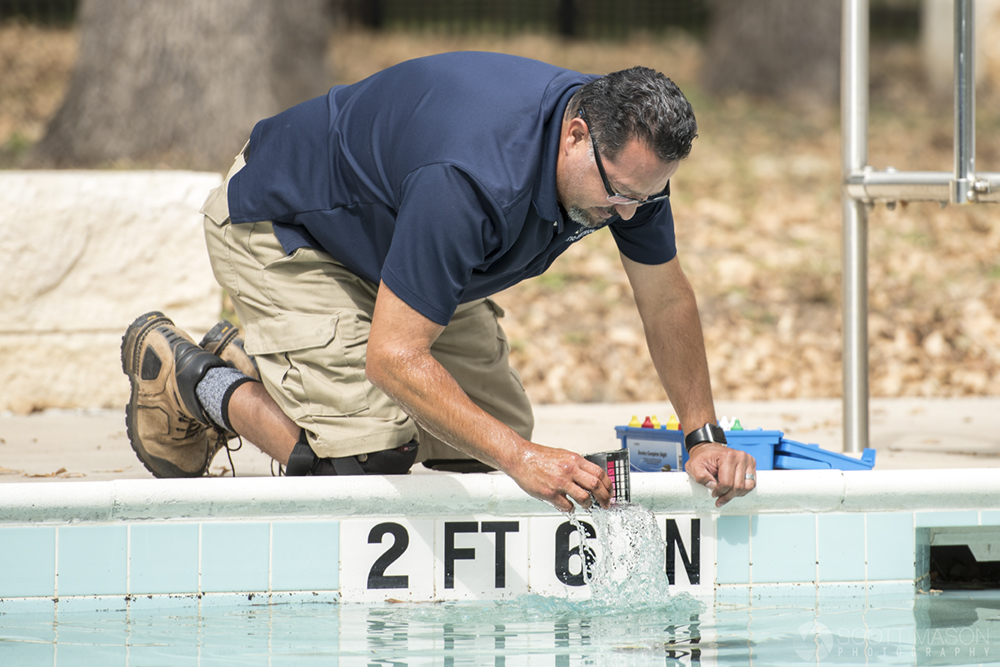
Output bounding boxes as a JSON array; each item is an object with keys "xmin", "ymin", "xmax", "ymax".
[
  {"xmin": 615, "ymin": 425, "xmax": 876, "ymax": 472},
  {"xmin": 616, "ymin": 426, "xmax": 779, "ymax": 472}
]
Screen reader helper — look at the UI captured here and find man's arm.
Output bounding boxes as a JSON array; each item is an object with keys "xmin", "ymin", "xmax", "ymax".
[
  {"xmin": 620, "ymin": 254, "xmax": 756, "ymax": 507},
  {"xmin": 366, "ymin": 281, "xmax": 611, "ymax": 512}
]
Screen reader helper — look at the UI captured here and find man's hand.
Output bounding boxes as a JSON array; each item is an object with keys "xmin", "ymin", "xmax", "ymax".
[
  {"xmin": 367, "ymin": 282, "xmax": 612, "ymax": 512},
  {"xmin": 685, "ymin": 444, "xmax": 756, "ymax": 507},
  {"xmin": 506, "ymin": 442, "xmax": 613, "ymax": 512}
]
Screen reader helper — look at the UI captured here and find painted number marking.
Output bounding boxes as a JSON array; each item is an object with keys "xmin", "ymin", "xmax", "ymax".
[
  {"xmin": 554, "ymin": 520, "xmax": 596, "ymax": 586},
  {"xmin": 350, "ymin": 515, "xmax": 708, "ymax": 599},
  {"xmin": 367, "ymin": 521, "xmax": 409, "ymax": 589},
  {"xmin": 364, "ymin": 520, "xmax": 521, "ymax": 591}
]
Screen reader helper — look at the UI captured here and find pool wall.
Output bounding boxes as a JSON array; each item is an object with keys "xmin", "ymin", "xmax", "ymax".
[{"xmin": 1, "ymin": 469, "xmax": 998, "ymax": 611}]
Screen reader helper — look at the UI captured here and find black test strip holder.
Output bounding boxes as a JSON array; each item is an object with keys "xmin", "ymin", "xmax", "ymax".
[{"xmin": 584, "ymin": 449, "xmax": 631, "ymax": 504}]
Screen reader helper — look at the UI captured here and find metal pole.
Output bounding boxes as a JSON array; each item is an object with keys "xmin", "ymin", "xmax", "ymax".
[
  {"xmin": 846, "ymin": 169, "xmax": 1000, "ymax": 202},
  {"xmin": 953, "ymin": 0, "xmax": 976, "ymax": 204},
  {"xmin": 841, "ymin": 0, "xmax": 869, "ymax": 454}
]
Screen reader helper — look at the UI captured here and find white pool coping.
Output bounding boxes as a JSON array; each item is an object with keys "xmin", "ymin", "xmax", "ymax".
[{"xmin": 2, "ymin": 468, "xmax": 998, "ymax": 525}]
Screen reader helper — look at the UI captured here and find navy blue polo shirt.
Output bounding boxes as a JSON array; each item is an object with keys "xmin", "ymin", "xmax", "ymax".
[{"xmin": 228, "ymin": 52, "xmax": 677, "ymax": 325}]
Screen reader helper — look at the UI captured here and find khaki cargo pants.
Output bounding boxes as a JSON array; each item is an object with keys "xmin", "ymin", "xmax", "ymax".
[{"xmin": 200, "ymin": 152, "xmax": 533, "ymax": 462}]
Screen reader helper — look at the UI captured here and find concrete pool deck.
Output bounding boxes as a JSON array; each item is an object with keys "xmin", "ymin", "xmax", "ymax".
[{"xmin": 1, "ymin": 396, "xmax": 998, "ymax": 482}]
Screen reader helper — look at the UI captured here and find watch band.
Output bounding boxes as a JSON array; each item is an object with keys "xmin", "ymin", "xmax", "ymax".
[{"xmin": 684, "ymin": 423, "xmax": 727, "ymax": 451}]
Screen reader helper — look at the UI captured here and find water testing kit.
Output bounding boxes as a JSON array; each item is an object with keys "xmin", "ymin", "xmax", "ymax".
[
  {"xmin": 614, "ymin": 424, "xmax": 876, "ymax": 473},
  {"xmin": 584, "ymin": 449, "xmax": 631, "ymax": 503}
]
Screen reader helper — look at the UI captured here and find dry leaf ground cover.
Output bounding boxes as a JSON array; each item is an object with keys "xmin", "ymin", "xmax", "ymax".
[{"xmin": 5, "ymin": 24, "xmax": 1000, "ymax": 405}]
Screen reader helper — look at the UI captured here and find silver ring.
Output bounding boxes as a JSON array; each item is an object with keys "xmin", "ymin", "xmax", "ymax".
[{"xmin": 745, "ymin": 473, "xmax": 756, "ymax": 481}]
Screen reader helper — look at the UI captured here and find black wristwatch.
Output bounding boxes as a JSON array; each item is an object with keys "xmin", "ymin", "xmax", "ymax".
[{"xmin": 684, "ymin": 423, "xmax": 727, "ymax": 452}]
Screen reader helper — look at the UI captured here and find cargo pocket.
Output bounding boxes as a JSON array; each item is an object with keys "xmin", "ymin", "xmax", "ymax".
[
  {"xmin": 484, "ymin": 297, "xmax": 505, "ymax": 319},
  {"xmin": 243, "ymin": 312, "xmax": 370, "ymax": 419},
  {"xmin": 200, "ymin": 183, "xmax": 230, "ymax": 226},
  {"xmin": 201, "ymin": 183, "xmax": 242, "ymax": 297}
]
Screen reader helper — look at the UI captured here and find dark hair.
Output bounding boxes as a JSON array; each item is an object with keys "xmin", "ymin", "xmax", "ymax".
[{"xmin": 566, "ymin": 66, "xmax": 697, "ymax": 164}]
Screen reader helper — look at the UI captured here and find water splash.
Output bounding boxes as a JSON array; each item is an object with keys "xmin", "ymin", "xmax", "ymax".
[{"xmin": 576, "ymin": 502, "xmax": 673, "ymax": 610}]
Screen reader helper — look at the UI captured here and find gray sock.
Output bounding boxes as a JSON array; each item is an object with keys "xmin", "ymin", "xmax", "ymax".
[{"xmin": 195, "ymin": 366, "xmax": 252, "ymax": 431}]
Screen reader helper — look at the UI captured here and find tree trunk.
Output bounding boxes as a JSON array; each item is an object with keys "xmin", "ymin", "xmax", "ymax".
[
  {"xmin": 27, "ymin": 0, "xmax": 332, "ymax": 171},
  {"xmin": 701, "ymin": 0, "xmax": 841, "ymax": 105}
]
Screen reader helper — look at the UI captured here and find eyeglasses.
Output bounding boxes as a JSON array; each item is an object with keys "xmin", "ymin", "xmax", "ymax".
[{"xmin": 578, "ymin": 107, "xmax": 670, "ymax": 207}]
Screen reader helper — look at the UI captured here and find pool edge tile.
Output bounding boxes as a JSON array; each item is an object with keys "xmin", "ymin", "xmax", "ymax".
[
  {"xmin": 56, "ymin": 595, "xmax": 129, "ymax": 614},
  {"xmin": 0, "ymin": 526, "xmax": 56, "ymax": 598},
  {"xmin": 129, "ymin": 523, "xmax": 200, "ymax": 595},
  {"xmin": 127, "ymin": 594, "xmax": 201, "ymax": 613},
  {"xmin": 201, "ymin": 522, "xmax": 270, "ymax": 594},
  {"xmin": 751, "ymin": 514, "xmax": 817, "ymax": 584},
  {"xmin": 716, "ymin": 515, "xmax": 750, "ymax": 585},
  {"xmin": 866, "ymin": 512, "xmax": 915, "ymax": 582},
  {"xmin": 271, "ymin": 521, "xmax": 340, "ymax": 592},
  {"xmin": 817, "ymin": 514, "xmax": 866, "ymax": 583},
  {"xmin": 57, "ymin": 525, "xmax": 127, "ymax": 597},
  {"xmin": 0, "ymin": 597, "xmax": 57, "ymax": 615}
]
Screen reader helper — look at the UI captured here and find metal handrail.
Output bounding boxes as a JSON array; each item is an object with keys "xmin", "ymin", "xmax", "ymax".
[{"xmin": 839, "ymin": 0, "xmax": 996, "ymax": 453}]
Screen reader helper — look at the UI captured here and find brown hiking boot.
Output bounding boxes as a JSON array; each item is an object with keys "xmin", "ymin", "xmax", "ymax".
[
  {"xmin": 198, "ymin": 319, "xmax": 260, "ymax": 381},
  {"xmin": 121, "ymin": 311, "xmax": 229, "ymax": 478}
]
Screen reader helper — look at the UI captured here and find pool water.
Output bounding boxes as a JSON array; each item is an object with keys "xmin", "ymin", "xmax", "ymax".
[{"xmin": 3, "ymin": 592, "xmax": 1000, "ymax": 665}]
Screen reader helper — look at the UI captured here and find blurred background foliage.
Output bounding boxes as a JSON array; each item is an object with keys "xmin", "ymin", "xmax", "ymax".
[
  {"xmin": 0, "ymin": 0, "xmax": 921, "ymax": 37},
  {"xmin": 4, "ymin": 0, "xmax": 1000, "ymax": 405}
]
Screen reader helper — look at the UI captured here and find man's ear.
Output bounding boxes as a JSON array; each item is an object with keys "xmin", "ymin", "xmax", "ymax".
[{"xmin": 562, "ymin": 116, "xmax": 589, "ymax": 154}]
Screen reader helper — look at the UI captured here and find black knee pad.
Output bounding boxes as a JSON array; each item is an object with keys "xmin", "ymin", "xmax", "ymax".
[
  {"xmin": 287, "ymin": 431, "xmax": 418, "ymax": 476},
  {"xmin": 359, "ymin": 441, "xmax": 419, "ymax": 474}
]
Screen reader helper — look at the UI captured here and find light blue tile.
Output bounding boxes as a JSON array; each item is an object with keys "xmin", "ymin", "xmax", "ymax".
[
  {"xmin": 201, "ymin": 635, "xmax": 270, "ymax": 667},
  {"xmin": 130, "ymin": 523, "xmax": 199, "ymax": 595},
  {"xmin": 127, "ymin": 594, "xmax": 200, "ymax": 613},
  {"xmin": 53, "ymin": 627, "xmax": 127, "ymax": 665},
  {"xmin": 269, "ymin": 591, "xmax": 341, "ymax": 605},
  {"xmin": 817, "ymin": 514, "xmax": 866, "ymax": 582},
  {"xmin": 981, "ymin": 511, "xmax": 1000, "ymax": 526},
  {"xmin": 0, "ymin": 605, "xmax": 57, "ymax": 657},
  {"xmin": 271, "ymin": 521, "xmax": 339, "ymax": 592},
  {"xmin": 866, "ymin": 513, "xmax": 914, "ymax": 581},
  {"xmin": 201, "ymin": 523, "xmax": 269, "ymax": 593},
  {"xmin": 56, "ymin": 595, "xmax": 128, "ymax": 614},
  {"xmin": 751, "ymin": 514, "xmax": 816, "ymax": 584},
  {"xmin": 714, "ymin": 585, "xmax": 750, "ymax": 607},
  {"xmin": 0, "ymin": 526, "xmax": 55, "ymax": 597},
  {"xmin": 750, "ymin": 583, "xmax": 816, "ymax": 603},
  {"xmin": 127, "ymin": 645, "xmax": 199, "ymax": 666},
  {"xmin": 58, "ymin": 525, "xmax": 127, "ymax": 596},
  {"xmin": 817, "ymin": 583, "xmax": 867, "ymax": 610},
  {"xmin": 125, "ymin": 612, "xmax": 200, "ymax": 665},
  {"xmin": 0, "ymin": 642, "xmax": 55, "ymax": 665},
  {"xmin": 0, "ymin": 597, "xmax": 56, "ymax": 615},
  {"xmin": 915, "ymin": 511, "xmax": 979, "ymax": 528},
  {"xmin": 865, "ymin": 582, "xmax": 917, "ymax": 609},
  {"xmin": 198, "ymin": 606, "xmax": 272, "ymax": 666},
  {"xmin": 716, "ymin": 515, "xmax": 750, "ymax": 584},
  {"xmin": 199, "ymin": 592, "xmax": 264, "ymax": 609}
]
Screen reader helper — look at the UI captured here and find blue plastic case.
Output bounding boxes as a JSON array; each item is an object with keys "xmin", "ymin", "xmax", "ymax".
[{"xmin": 616, "ymin": 425, "xmax": 875, "ymax": 472}]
